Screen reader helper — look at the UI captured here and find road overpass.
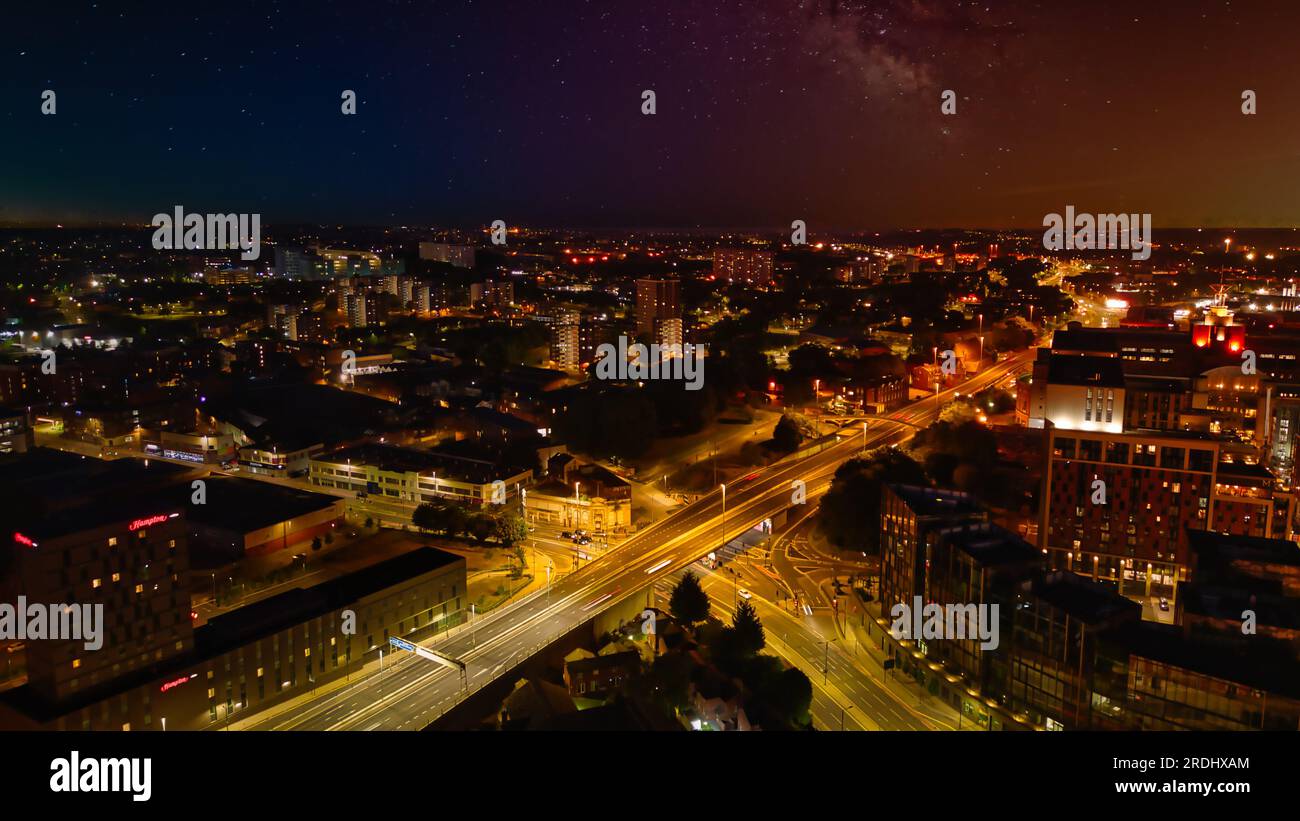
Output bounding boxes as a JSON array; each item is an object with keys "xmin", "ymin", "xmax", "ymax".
[{"xmin": 240, "ymin": 350, "xmax": 1032, "ymax": 730}]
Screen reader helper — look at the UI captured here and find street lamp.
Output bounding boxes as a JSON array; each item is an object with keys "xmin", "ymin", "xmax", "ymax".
[
  {"xmin": 720, "ymin": 483, "xmax": 726, "ymax": 553},
  {"xmin": 821, "ymin": 638, "xmax": 835, "ymax": 684},
  {"xmin": 573, "ymin": 482, "xmax": 581, "ymax": 530}
]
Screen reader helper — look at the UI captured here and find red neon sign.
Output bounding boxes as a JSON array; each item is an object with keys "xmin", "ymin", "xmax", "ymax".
[
  {"xmin": 129, "ymin": 514, "xmax": 170, "ymax": 531},
  {"xmin": 13, "ymin": 532, "xmax": 37, "ymax": 548},
  {"xmin": 159, "ymin": 674, "xmax": 195, "ymax": 693}
]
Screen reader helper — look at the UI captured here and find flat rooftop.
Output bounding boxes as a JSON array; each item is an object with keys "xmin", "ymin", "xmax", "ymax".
[
  {"xmin": 176, "ymin": 475, "xmax": 340, "ymax": 533},
  {"xmin": 1117, "ymin": 621, "xmax": 1300, "ymax": 703},
  {"xmin": 0, "ymin": 547, "xmax": 465, "ymax": 722},
  {"xmin": 0, "ymin": 447, "xmax": 193, "ymax": 504},
  {"xmin": 886, "ymin": 484, "xmax": 986, "ymax": 520},
  {"xmin": 318, "ymin": 442, "xmax": 530, "ymax": 484},
  {"xmin": 1032, "ymin": 570, "xmax": 1140, "ymax": 625},
  {"xmin": 198, "ymin": 546, "xmax": 464, "ymax": 655},
  {"xmin": 942, "ymin": 523, "xmax": 1042, "ymax": 569}
]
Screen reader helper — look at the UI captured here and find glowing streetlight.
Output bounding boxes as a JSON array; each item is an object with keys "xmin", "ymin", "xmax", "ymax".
[{"xmin": 720, "ymin": 483, "xmax": 727, "ymax": 552}]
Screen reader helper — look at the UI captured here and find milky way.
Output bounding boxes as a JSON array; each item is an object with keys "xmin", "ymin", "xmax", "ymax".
[{"xmin": 1, "ymin": 0, "xmax": 1296, "ymax": 229}]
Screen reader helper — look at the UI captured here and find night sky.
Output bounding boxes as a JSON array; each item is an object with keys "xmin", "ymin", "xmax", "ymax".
[{"xmin": 2, "ymin": 0, "xmax": 1298, "ymax": 230}]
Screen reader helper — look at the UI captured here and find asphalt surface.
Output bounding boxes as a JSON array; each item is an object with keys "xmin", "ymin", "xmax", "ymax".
[{"xmin": 238, "ymin": 351, "xmax": 1032, "ymax": 730}]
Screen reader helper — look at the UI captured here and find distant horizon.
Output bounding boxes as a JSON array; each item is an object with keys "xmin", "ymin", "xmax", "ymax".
[{"xmin": 2, "ymin": 220, "xmax": 1298, "ymax": 237}]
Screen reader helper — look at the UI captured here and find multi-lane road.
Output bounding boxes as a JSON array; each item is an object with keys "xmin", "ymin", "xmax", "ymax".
[{"xmin": 240, "ymin": 350, "xmax": 1032, "ymax": 730}]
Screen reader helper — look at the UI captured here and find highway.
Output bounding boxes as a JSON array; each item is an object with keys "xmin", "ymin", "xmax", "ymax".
[{"xmin": 240, "ymin": 350, "xmax": 1033, "ymax": 730}]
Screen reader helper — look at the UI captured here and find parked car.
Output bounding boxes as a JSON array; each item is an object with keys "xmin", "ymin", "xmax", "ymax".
[{"xmin": 561, "ymin": 531, "xmax": 572, "ymax": 539}]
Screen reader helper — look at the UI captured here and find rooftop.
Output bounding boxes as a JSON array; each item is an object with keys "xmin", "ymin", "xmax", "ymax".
[
  {"xmin": 886, "ymin": 483, "xmax": 986, "ymax": 521},
  {"xmin": 1031, "ymin": 570, "xmax": 1140, "ymax": 625},
  {"xmin": 1045, "ymin": 353, "xmax": 1126, "ymax": 389},
  {"xmin": 941, "ymin": 523, "xmax": 1042, "ymax": 569},
  {"xmin": 174, "ymin": 475, "xmax": 341, "ymax": 533},
  {"xmin": 198, "ymin": 547, "xmax": 464, "ymax": 655}
]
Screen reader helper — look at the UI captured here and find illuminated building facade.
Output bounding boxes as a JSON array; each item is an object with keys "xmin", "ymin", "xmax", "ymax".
[
  {"xmin": 711, "ymin": 248, "xmax": 774, "ymax": 286},
  {"xmin": 8, "ymin": 505, "xmax": 192, "ymax": 705}
]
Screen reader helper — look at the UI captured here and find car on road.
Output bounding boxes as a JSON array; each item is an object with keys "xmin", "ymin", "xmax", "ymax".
[
  {"xmin": 738, "ymin": 588, "xmax": 752, "ymax": 600},
  {"xmin": 1158, "ymin": 597, "xmax": 1170, "ymax": 612},
  {"xmin": 561, "ymin": 531, "xmax": 572, "ymax": 539},
  {"xmin": 576, "ymin": 536, "xmax": 592, "ymax": 545}
]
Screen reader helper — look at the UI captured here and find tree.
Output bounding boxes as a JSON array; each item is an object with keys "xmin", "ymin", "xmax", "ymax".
[
  {"xmin": 669, "ymin": 571, "xmax": 710, "ymax": 625},
  {"xmin": 495, "ymin": 513, "xmax": 528, "ymax": 547},
  {"xmin": 731, "ymin": 600, "xmax": 765, "ymax": 656},
  {"xmin": 467, "ymin": 511, "xmax": 496, "ymax": 545},
  {"xmin": 444, "ymin": 504, "xmax": 469, "ymax": 538},
  {"xmin": 911, "ymin": 419, "xmax": 999, "ymax": 485},
  {"xmin": 817, "ymin": 448, "xmax": 927, "ymax": 555},
  {"xmin": 363, "ymin": 516, "xmax": 374, "ymax": 529},
  {"xmin": 754, "ymin": 665, "xmax": 813, "ymax": 728},
  {"xmin": 414, "ymin": 500, "xmax": 472, "ymax": 538},
  {"xmin": 411, "ymin": 502, "xmax": 441, "ymax": 534},
  {"xmin": 772, "ymin": 415, "xmax": 803, "ymax": 453}
]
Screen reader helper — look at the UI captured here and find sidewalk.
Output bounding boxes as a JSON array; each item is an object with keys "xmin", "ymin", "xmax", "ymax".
[
  {"xmin": 836, "ymin": 598, "xmax": 1033, "ymax": 732},
  {"xmin": 812, "ymin": 585, "xmax": 980, "ymax": 731}
]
